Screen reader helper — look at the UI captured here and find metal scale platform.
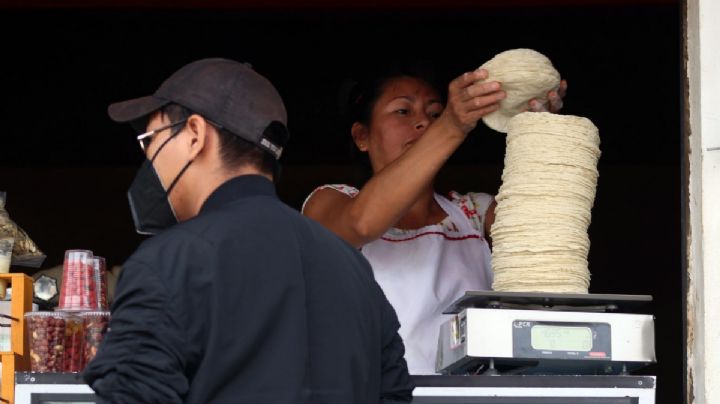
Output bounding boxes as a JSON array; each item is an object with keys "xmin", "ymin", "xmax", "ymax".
[{"xmin": 436, "ymin": 291, "xmax": 656, "ymax": 376}]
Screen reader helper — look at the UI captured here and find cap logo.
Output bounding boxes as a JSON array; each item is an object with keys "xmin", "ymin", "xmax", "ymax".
[{"xmin": 260, "ymin": 138, "xmax": 283, "ymax": 159}]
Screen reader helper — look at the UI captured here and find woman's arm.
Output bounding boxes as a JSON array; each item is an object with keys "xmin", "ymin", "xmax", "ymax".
[{"xmin": 304, "ymin": 70, "xmax": 505, "ymax": 248}]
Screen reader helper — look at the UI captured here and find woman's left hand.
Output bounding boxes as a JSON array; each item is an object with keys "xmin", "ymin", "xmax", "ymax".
[{"xmin": 528, "ymin": 79, "xmax": 567, "ymax": 113}]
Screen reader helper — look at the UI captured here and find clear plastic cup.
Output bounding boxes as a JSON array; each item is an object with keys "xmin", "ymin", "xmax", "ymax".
[
  {"xmin": 0, "ymin": 237, "xmax": 13, "ymax": 299},
  {"xmin": 81, "ymin": 311, "xmax": 110, "ymax": 366},
  {"xmin": 62, "ymin": 313, "xmax": 84, "ymax": 372},
  {"xmin": 25, "ymin": 312, "xmax": 67, "ymax": 372},
  {"xmin": 92, "ymin": 256, "xmax": 108, "ymax": 311},
  {"xmin": 0, "ymin": 237, "xmax": 13, "ymax": 273},
  {"xmin": 58, "ymin": 250, "xmax": 98, "ymax": 311}
]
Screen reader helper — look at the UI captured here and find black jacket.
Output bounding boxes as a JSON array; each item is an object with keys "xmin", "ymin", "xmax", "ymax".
[{"xmin": 83, "ymin": 175, "xmax": 414, "ymax": 404}]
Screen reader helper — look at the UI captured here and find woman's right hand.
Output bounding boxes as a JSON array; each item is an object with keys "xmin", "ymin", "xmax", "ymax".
[{"xmin": 441, "ymin": 69, "xmax": 506, "ymax": 134}]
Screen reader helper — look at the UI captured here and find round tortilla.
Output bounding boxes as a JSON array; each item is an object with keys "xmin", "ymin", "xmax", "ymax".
[{"xmin": 478, "ymin": 49, "xmax": 561, "ymax": 133}]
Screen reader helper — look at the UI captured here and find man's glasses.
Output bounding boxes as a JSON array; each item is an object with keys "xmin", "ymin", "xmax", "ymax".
[{"xmin": 136, "ymin": 120, "xmax": 187, "ymax": 152}]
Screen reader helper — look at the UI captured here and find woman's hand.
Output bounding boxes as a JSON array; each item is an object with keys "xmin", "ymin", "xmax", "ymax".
[
  {"xmin": 441, "ymin": 69, "xmax": 506, "ymax": 134},
  {"xmin": 528, "ymin": 79, "xmax": 568, "ymax": 113}
]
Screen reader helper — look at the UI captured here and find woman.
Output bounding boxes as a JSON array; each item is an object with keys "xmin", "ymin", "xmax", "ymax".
[{"xmin": 303, "ymin": 68, "xmax": 565, "ymax": 374}]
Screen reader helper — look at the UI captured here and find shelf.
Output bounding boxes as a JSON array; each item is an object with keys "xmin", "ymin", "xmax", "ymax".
[{"xmin": 0, "ymin": 274, "xmax": 33, "ymax": 404}]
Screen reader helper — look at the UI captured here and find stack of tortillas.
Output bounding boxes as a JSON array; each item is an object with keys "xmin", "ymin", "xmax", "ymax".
[{"xmin": 480, "ymin": 49, "xmax": 601, "ymax": 294}]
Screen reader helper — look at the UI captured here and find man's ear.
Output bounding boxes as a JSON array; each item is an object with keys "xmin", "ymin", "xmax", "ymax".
[
  {"xmin": 185, "ymin": 114, "xmax": 208, "ymax": 160},
  {"xmin": 351, "ymin": 122, "xmax": 369, "ymax": 152}
]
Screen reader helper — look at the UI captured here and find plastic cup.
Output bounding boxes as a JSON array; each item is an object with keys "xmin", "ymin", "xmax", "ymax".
[
  {"xmin": 0, "ymin": 237, "xmax": 13, "ymax": 299},
  {"xmin": 92, "ymin": 257, "xmax": 108, "ymax": 311},
  {"xmin": 58, "ymin": 250, "xmax": 97, "ymax": 311},
  {"xmin": 25, "ymin": 312, "xmax": 67, "ymax": 372},
  {"xmin": 81, "ymin": 311, "xmax": 110, "ymax": 366},
  {"xmin": 62, "ymin": 313, "xmax": 84, "ymax": 372},
  {"xmin": 0, "ymin": 237, "xmax": 13, "ymax": 274}
]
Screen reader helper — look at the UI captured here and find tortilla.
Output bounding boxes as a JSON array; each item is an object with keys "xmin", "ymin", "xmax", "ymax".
[{"xmin": 478, "ymin": 49, "xmax": 561, "ymax": 133}]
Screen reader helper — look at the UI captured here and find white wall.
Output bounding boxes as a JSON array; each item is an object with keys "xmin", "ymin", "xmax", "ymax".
[{"xmin": 686, "ymin": 0, "xmax": 720, "ymax": 403}]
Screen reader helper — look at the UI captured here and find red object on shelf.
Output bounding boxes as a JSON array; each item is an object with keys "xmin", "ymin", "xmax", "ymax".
[{"xmin": 58, "ymin": 250, "xmax": 99, "ymax": 311}]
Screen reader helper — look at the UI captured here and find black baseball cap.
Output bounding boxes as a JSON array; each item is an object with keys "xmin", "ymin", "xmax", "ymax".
[{"xmin": 108, "ymin": 58, "xmax": 289, "ymax": 159}]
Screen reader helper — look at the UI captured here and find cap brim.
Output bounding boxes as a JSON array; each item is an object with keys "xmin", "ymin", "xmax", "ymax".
[{"xmin": 107, "ymin": 95, "xmax": 170, "ymax": 123}]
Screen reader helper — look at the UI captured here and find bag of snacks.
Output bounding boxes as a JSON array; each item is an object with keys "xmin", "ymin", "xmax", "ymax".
[{"xmin": 0, "ymin": 191, "xmax": 46, "ymax": 268}]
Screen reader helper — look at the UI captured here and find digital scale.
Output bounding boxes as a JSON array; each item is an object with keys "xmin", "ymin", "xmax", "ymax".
[{"xmin": 436, "ymin": 291, "xmax": 656, "ymax": 376}]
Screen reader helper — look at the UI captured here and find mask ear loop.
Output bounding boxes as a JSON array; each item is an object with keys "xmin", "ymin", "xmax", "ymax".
[
  {"xmin": 150, "ymin": 121, "xmax": 187, "ymax": 163},
  {"xmin": 164, "ymin": 160, "xmax": 193, "ymax": 195},
  {"xmin": 149, "ymin": 121, "xmax": 193, "ymax": 195}
]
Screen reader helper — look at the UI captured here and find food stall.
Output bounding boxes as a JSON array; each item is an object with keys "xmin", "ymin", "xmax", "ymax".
[{"xmin": 0, "ymin": 0, "xmax": 688, "ymax": 402}]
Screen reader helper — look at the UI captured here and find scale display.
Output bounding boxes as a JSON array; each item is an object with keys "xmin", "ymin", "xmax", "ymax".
[
  {"xmin": 513, "ymin": 320, "xmax": 611, "ymax": 360},
  {"xmin": 531, "ymin": 324, "xmax": 593, "ymax": 352}
]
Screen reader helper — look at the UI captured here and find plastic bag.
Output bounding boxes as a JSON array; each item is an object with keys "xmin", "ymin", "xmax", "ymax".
[
  {"xmin": 0, "ymin": 236, "xmax": 13, "ymax": 299},
  {"xmin": 0, "ymin": 191, "xmax": 46, "ymax": 268}
]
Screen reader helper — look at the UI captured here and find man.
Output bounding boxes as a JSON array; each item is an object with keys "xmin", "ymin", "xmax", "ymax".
[{"xmin": 83, "ymin": 58, "xmax": 414, "ymax": 404}]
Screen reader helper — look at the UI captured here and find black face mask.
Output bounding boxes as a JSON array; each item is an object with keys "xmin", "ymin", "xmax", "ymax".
[{"xmin": 127, "ymin": 130, "xmax": 192, "ymax": 235}]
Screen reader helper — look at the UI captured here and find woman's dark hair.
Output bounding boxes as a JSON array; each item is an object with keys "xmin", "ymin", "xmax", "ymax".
[{"xmin": 159, "ymin": 103, "xmax": 276, "ymax": 175}]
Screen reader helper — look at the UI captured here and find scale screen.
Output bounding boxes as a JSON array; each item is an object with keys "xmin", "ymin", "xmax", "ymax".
[
  {"xmin": 513, "ymin": 320, "xmax": 611, "ymax": 360},
  {"xmin": 530, "ymin": 325, "xmax": 593, "ymax": 352}
]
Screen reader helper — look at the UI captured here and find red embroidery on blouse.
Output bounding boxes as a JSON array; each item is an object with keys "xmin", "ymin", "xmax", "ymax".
[
  {"xmin": 449, "ymin": 191, "xmax": 478, "ymax": 221},
  {"xmin": 381, "ymin": 232, "xmax": 483, "ymax": 242},
  {"xmin": 460, "ymin": 203, "xmax": 477, "ymax": 219}
]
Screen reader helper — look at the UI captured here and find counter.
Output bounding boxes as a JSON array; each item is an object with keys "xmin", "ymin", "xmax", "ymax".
[
  {"xmin": 412, "ymin": 375, "xmax": 656, "ymax": 403},
  {"xmin": 13, "ymin": 372, "xmax": 656, "ymax": 404}
]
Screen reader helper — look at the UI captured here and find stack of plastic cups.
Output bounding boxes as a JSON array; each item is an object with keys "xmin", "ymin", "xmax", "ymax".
[
  {"xmin": 84, "ymin": 256, "xmax": 110, "ymax": 367},
  {"xmin": 58, "ymin": 250, "xmax": 96, "ymax": 311},
  {"xmin": 26, "ymin": 249, "xmax": 112, "ymax": 373},
  {"xmin": 56, "ymin": 250, "xmax": 91, "ymax": 372}
]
